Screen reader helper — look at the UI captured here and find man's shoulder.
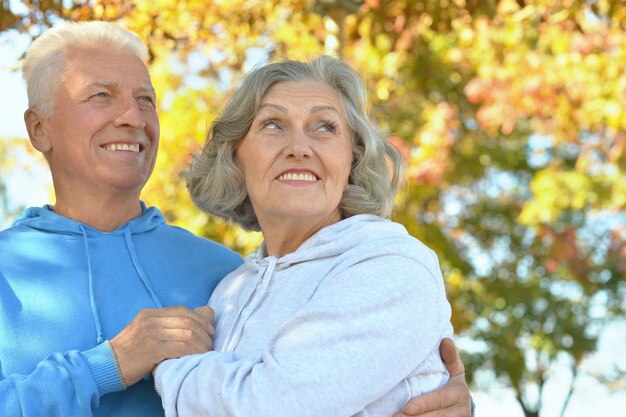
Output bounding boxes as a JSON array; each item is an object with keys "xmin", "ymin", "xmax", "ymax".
[
  {"xmin": 151, "ymin": 223, "xmax": 242, "ymax": 260},
  {"xmin": 156, "ymin": 223, "xmax": 220, "ymax": 245},
  {"xmin": 0, "ymin": 224, "xmax": 44, "ymax": 272},
  {"xmin": 0, "ymin": 221, "xmax": 34, "ymax": 244}
]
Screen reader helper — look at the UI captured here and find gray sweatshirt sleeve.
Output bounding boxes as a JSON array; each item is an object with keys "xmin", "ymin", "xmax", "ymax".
[{"xmin": 155, "ymin": 252, "xmax": 451, "ymax": 417}]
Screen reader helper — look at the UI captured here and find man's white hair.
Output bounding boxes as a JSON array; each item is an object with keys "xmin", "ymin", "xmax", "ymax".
[{"xmin": 23, "ymin": 21, "xmax": 149, "ymax": 117}]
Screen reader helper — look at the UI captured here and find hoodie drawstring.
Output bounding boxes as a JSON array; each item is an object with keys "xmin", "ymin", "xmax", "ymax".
[
  {"xmin": 124, "ymin": 226, "xmax": 163, "ymax": 308},
  {"xmin": 223, "ymin": 256, "xmax": 278, "ymax": 352},
  {"xmin": 79, "ymin": 224, "xmax": 164, "ymax": 345},
  {"xmin": 79, "ymin": 225, "xmax": 104, "ymax": 344}
]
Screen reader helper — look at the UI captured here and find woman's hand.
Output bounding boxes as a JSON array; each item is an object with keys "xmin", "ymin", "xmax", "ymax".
[{"xmin": 392, "ymin": 338, "xmax": 474, "ymax": 417}]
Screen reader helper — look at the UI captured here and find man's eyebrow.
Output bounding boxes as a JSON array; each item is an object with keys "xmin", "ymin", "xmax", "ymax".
[
  {"xmin": 81, "ymin": 81, "xmax": 156, "ymax": 95},
  {"xmin": 135, "ymin": 84, "xmax": 156, "ymax": 95},
  {"xmin": 81, "ymin": 80, "xmax": 117, "ymax": 91}
]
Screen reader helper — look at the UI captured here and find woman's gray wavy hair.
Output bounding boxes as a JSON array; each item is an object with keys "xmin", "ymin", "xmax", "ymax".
[{"xmin": 184, "ymin": 55, "xmax": 404, "ymax": 231}]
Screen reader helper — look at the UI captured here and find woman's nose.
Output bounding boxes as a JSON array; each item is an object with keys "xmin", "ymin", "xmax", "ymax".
[{"xmin": 283, "ymin": 130, "xmax": 312, "ymax": 160}]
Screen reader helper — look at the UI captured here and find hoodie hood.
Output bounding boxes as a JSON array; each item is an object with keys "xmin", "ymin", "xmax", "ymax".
[{"xmin": 13, "ymin": 201, "xmax": 164, "ymax": 236}]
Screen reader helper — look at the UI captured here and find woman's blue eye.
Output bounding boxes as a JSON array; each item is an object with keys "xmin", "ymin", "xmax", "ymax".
[
  {"xmin": 318, "ymin": 121, "xmax": 337, "ymax": 133},
  {"xmin": 262, "ymin": 120, "xmax": 281, "ymax": 130}
]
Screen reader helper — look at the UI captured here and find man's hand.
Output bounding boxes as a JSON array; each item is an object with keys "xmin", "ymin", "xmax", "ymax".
[
  {"xmin": 110, "ymin": 306, "xmax": 215, "ymax": 387},
  {"xmin": 392, "ymin": 338, "xmax": 473, "ymax": 417}
]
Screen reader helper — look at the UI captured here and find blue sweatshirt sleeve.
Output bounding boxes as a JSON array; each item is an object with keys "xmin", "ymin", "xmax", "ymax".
[
  {"xmin": 155, "ymin": 254, "xmax": 452, "ymax": 417},
  {"xmin": 0, "ymin": 341, "xmax": 126, "ymax": 416}
]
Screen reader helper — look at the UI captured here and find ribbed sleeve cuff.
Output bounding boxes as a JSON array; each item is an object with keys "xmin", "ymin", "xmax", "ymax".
[
  {"xmin": 153, "ymin": 359, "xmax": 173, "ymax": 397},
  {"xmin": 81, "ymin": 341, "xmax": 126, "ymax": 396}
]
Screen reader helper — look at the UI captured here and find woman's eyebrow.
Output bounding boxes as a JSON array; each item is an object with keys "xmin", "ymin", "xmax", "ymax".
[
  {"xmin": 258, "ymin": 103, "xmax": 340, "ymax": 115},
  {"xmin": 259, "ymin": 103, "xmax": 288, "ymax": 113},
  {"xmin": 310, "ymin": 105, "xmax": 339, "ymax": 114}
]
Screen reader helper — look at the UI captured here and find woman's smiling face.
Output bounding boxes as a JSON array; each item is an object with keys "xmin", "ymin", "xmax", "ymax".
[{"xmin": 235, "ymin": 80, "xmax": 354, "ymax": 231}]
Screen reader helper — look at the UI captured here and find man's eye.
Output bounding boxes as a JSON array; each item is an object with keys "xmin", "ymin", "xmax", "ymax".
[
  {"xmin": 138, "ymin": 96, "xmax": 155, "ymax": 105},
  {"xmin": 92, "ymin": 92, "xmax": 109, "ymax": 98}
]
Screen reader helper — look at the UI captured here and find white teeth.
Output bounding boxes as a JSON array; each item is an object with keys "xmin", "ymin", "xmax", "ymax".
[
  {"xmin": 104, "ymin": 143, "xmax": 140, "ymax": 152},
  {"xmin": 277, "ymin": 172, "xmax": 317, "ymax": 181}
]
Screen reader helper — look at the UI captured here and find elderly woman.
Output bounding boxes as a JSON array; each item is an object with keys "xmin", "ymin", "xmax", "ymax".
[{"xmin": 154, "ymin": 56, "xmax": 455, "ymax": 417}]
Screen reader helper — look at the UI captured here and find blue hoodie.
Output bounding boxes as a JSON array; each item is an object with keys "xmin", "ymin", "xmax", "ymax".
[{"xmin": 0, "ymin": 203, "xmax": 243, "ymax": 417}]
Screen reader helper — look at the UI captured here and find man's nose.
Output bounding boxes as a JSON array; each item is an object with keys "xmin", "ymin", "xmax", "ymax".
[{"xmin": 114, "ymin": 97, "xmax": 146, "ymax": 129}]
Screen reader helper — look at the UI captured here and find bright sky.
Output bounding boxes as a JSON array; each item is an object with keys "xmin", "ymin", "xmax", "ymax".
[
  {"xmin": 0, "ymin": 28, "xmax": 28, "ymax": 137},
  {"xmin": 0, "ymin": 21, "xmax": 624, "ymax": 417},
  {"xmin": 0, "ymin": 30, "xmax": 51, "ymax": 225}
]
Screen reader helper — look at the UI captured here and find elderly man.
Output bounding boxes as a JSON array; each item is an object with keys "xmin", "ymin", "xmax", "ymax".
[{"xmin": 0, "ymin": 21, "xmax": 472, "ymax": 417}]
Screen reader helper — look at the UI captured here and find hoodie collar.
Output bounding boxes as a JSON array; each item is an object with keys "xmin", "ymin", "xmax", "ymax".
[
  {"xmin": 245, "ymin": 214, "xmax": 393, "ymax": 271},
  {"xmin": 12, "ymin": 201, "xmax": 165, "ymax": 236}
]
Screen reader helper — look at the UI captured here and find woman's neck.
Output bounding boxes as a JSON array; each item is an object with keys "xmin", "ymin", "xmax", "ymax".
[{"xmin": 259, "ymin": 212, "xmax": 341, "ymax": 258}]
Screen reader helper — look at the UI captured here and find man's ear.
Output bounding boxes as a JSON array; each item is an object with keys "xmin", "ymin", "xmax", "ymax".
[{"xmin": 24, "ymin": 108, "xmax": 52, "ymax": 153}]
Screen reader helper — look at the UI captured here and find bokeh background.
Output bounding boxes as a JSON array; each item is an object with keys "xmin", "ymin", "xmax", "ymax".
[{"xmin": 1, "ymin": 1, "xmax": 625, "ymax": 416}]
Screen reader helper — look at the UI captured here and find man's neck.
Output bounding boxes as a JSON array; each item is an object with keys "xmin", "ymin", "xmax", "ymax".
[{"xmin": 52, "ymin": 194, "xmax": 143, "ymax": 232}]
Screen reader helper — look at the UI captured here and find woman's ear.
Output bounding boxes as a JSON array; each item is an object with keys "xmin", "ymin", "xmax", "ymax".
[{"xmin": 24, "ymin": 108, "xmax": 52, "ymax": 153}]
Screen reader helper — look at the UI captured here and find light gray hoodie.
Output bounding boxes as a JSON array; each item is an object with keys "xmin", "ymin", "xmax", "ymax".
[{"xmin": 155, "ymin": 214, "xmax": 454, "ymax": 417}]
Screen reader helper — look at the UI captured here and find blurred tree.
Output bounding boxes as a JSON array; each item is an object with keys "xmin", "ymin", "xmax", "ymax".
[
  {"xmin": 0, "ymin": 137, "xmax": 45, "ymax": 225},
  {"xmin": 1, "ymin": 0, "xmax": 625, "ymax": 415},
  {"xmin": 0, "ymin": 140, "xmax": 12, "ymax": 221}
]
